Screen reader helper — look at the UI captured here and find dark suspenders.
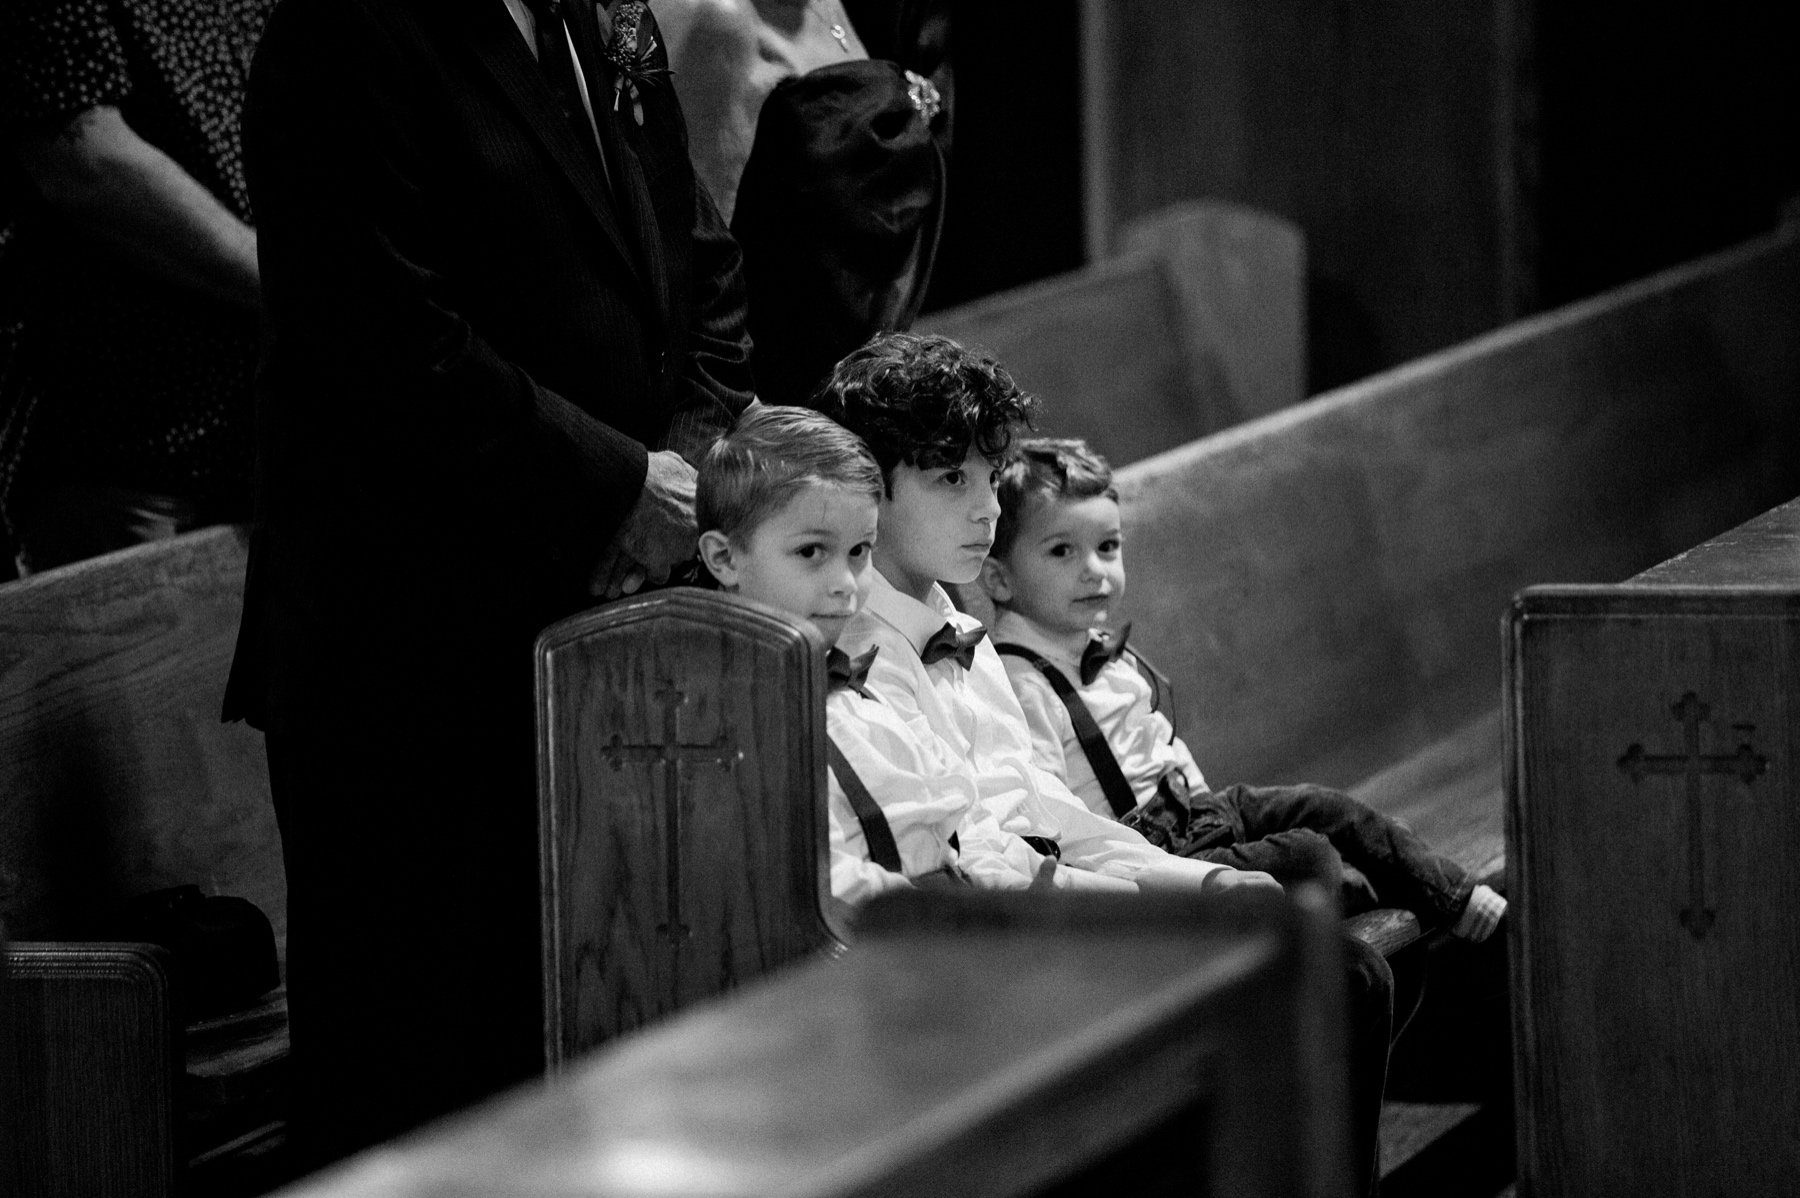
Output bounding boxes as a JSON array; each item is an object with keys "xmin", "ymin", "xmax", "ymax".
[
  {"xmin": 826, "ymin": 737, "xmax": 904, "ymax": 873},
  {"xmin": 996, "ymin": 643, "xmax": 1142, "ymax": 818}
]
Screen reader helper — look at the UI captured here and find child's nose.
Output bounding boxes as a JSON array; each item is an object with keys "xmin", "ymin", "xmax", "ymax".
[{"xmin": 974, "ymin": 484, "xmax": 1001, "ymax": 523}]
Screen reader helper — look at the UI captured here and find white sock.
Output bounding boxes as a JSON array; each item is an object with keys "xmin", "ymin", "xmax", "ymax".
[{"xmin": 1451, "ymin": 884, "xmax": 1507, "ymax": 942}]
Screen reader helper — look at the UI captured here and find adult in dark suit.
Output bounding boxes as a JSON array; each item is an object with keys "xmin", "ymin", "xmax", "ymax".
[{"xmin": 224, "ymin": 0, "xmax": 754, "ymax": 1167}]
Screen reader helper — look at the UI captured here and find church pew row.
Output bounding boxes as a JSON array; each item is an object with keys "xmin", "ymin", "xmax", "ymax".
[
  {"xmin": 981, "ymin": 223, "xmax": 1800, "ymax": 954},
  {"xmin": 1507, "ymin": 496, "xmax": 1800, "ymax": 1194},
  {"xmin": 919, "ymin": 200, "xmax": 1306, "ymax": 467},
  {"xmin": 277, "ymin": 888, "xmax": 1354, "ymax": 1198},
  {"xmin": 0, "ymin": 528, "xmax": 290, "ymax": 1187},
  {"xmin": 539, "ymin": 225, "xmax": 1800, "ymax": 1052}
]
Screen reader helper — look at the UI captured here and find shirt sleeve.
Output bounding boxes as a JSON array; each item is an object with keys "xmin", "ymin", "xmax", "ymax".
[
  {"xmin": 0, "ymin": 0, "xmax": 131, "ymax": 137},
  {"xmin": 1004, "ymin": 660, "xmax": 1078, "ymax": 780}
]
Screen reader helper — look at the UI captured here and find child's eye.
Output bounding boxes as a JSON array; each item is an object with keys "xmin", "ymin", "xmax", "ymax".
[
  {"xmin": 850, "ymin": 541, "xmax": 873, "ymax": 559},
  {"xmin": 795, "ymin": 543, "xmax": 824, "ymax": 560},
  {"xmin": 1048, "ymin": 543, "xmax": 1072, "ymax": 558},
  {"xmin": 1100, "ymin": 538, "xmax": 1122, "ymax": 554},
  {"xmin": 940, "ymin": 469, "xmax": 964, "ymax": 486}
]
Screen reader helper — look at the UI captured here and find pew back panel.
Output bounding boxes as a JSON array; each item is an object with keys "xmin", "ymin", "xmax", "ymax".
[
  {"xmin": 920, "ymin": 202, "xmax": 1304, "ymax": 467},
  {"xmin": 0, "ymin": 526, "xmax": 282, "ymax": 942},
  {"xmin": 1116, "ymin": 230, "xmax": 1800, "ymax": 805},
  {"xmin": 1507, "ymin": 498, "xmax": 1800, "ymax": 1195},
  {"xmin": 4, "ymin": 942, "xmax": 181, "ymax": 1198},
  {"xmin": 274, "ymin": 889, "xmax": 1351, "ymax": 1198},
  {"xmin": 536, "ymin": 589, "xmax": 838, "ymax": 1065}
]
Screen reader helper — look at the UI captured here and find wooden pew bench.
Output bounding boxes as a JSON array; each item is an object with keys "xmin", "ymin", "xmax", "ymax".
[
  {"xmin": 1507, "ymin": 495, "xmax": 1800, "ymax": 1195},
  {"xmin": 0, "ymin": 526, "xmax": 291, "ymax": 1192},
  {"xmin": 539, "ymin": 227, "xmax": 1800, "ymax": 1063},
  {"xmin": 959, "ymin": 225, "xmax": 1800, "ymax": 959},
  {"xmin": 920, "ymin": 200, "xmax": 1305, "ymax": 467},
  {"xmin": 277, "ymin": 889, "xmax": 1353, "ymax": 1198}
]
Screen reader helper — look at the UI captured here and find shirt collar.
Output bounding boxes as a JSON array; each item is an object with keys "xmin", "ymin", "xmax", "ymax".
[
  {"xmin": 992, "ymin": 609, "xmax": 1092, "ymax": 677},
  {"xmin": 863, "ymin": 570, "xmax": 963, "ymax": 657}
]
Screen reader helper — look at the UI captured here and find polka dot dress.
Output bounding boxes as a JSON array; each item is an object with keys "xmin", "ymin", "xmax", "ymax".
[{"xmin": 0, "ymin": 0, "xmax": 274, "ymax": 512}]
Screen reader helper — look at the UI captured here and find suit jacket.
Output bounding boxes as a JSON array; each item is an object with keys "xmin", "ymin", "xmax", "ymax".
[{"xmin": 224, "ymin": 0, "xmax": 754, "ymax": 730}]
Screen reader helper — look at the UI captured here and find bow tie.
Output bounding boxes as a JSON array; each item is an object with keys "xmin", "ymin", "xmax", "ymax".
[
  {"xmin": 920, "ymin": 622, "xmax": 987, "ymax": 670},
  {"xmin": 1079, "ymin": 624, "xmax": 1132, "ymax": 686},
  {"xmin": 827, "ymin": 645, "xmax": 879, "ymax": 698}
]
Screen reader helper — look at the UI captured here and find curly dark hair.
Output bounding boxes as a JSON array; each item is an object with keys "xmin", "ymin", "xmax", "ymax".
[
  {"xmin": 992, "ymin": 437, "xmax": 1117, "ymax": 560},
  {"xmin": 811, "ymin": 332, "xmax": 1038, "ymax": 489}
]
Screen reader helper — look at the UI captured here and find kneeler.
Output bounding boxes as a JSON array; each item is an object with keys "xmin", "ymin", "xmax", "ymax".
[{"xmin": 535, "ymin": 588, "xmax": 839, "ymax": 1066}]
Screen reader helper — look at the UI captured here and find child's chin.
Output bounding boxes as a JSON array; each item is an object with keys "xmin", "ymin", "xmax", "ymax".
[{"xmin": 809, "ymin": 617, "xmax": 849, "ymax": 646}]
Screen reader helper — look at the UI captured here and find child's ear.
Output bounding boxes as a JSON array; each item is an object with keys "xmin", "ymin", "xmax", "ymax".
[
  {"xmin": 697, "ymin": 530, "xmax": 740, "ymax": 589},
  {"xmin": 977, "ymin": 556, "xmax": 1013, "ymax": 604}
]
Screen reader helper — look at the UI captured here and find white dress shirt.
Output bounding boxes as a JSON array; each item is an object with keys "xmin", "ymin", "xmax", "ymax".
[
  {"xmin": 837, "ymin": 572, "xmax": 1225, "ymax": 891},
  {"xmin": 825, "ymin": 678, "xmax": 1040, "ymax": 908},
  {"xmin": 992, "ymin": 609, "xmax": 1208, "ymax": 818}
]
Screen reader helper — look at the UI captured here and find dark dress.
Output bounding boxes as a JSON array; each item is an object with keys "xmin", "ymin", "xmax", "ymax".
[
  {"xmin": 0, "ymin": 0, "xmax": 269, "ymax": 547},
  {"xmin": 729, "ymin": 0, "xmax": 951, "ymax": 407}
]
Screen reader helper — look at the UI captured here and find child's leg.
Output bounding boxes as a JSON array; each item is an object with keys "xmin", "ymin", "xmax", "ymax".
[
  {"xmin": 1219, "ymin": 783, "xmax": 1477, "ymax": 932},
  {"xmin": 1184, "ymin": 826, "xmax": 1382, "ymax": 913}
]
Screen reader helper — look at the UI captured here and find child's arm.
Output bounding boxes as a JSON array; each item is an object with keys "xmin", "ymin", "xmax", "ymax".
[{"xmin": 1002, "ymin": 663, "xmax": 1077, "ymax": 781}]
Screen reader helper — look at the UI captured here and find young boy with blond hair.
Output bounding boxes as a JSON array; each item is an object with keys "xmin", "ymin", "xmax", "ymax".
[{"xmin": 978, "ymin": 436, "xmax": 1506, "ymax": 942}]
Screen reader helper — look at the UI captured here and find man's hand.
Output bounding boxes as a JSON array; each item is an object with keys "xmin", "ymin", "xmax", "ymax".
[
  {"xmin": 589, "ymin": 449, "xmax": 700, "ymax": 599},
  {"xmin": 1201, "ymin": 868, "xmax": 1283, "ymax": 895}
]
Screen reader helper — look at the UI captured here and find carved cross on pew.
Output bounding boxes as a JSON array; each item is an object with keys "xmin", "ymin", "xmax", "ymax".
[
  {"xmin": 1616, "ymin": 692, "xmax": 1767, "ymax": 939},
  {"xmin": 601, "ymin": 683, "xmax": 743, "ymax": 945}
]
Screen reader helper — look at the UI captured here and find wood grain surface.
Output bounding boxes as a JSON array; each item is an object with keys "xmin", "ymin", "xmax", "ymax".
[
  {"xmin": 1507, "ymin": 497, "xmax": 1800, "ymax": 1195},
  {"xmin": 1115, "ymin": 230, "xmax": 1800, "ymax": 851},
  {"xmin": 0, "ymin": 526, "xmax": 282, "ymax": 943},
  {"xmin": 5, "ymin": 942, "xmax": 180, "ymax": 1198},
  {"xmin": 536, "ymin": 589, "xmax": 839, "ymax": 1065},
  {"xmin": 921, "ymin": 202, "xmax": 1304, "ymax": 467},
  {"xmin": 273, "ymin": 888, "xmax": 1350, "ymax": 1198}
]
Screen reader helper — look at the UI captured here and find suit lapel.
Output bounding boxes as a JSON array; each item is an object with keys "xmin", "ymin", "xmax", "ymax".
[{"xmin": 456, "ymin": 1, "xmax": 648, "ymax": 299}]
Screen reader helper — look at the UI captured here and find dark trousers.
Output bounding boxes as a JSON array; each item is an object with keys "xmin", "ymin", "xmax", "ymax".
[
  {"xmin": 264, "ymin": 670, "xmax": 545, "ymax": 1171},
  {"xmin": 1181, "ymin": 783, "xmax": 1475, "ymax": 932}
]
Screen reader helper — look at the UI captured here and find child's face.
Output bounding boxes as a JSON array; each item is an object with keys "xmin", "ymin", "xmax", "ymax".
[
  {"xmin": 982, "ymin": 493, "xmax": 1126, "ymax": 638},
  {"xmin": 699, "ymin": 484, "xmax": 879, "ymax": 648},
  {"xmin": 875, "ymin": 444, "xmax": 1002, "ymax": 601}
]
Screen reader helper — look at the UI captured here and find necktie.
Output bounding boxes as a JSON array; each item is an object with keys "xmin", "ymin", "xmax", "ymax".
[
  {"xmin": 827, "ymin": 645, "xmax": 879, "ymax": 698},
  {"xmin": 1079, "ymin": 623, "xmax": 1132, "ymax": 686},
  {"xmin": 920, "ymin": 622, "xmax": 987, "ymax": 670},
  {"xmin": 521, "ymin": 0, "xmax": 609, "ymax": 184}
]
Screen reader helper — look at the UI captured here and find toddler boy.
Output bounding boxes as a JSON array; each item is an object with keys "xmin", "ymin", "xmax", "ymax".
[{"xmin": 978, "ymin": 436, "xmax": 1505, "ymax": 942}]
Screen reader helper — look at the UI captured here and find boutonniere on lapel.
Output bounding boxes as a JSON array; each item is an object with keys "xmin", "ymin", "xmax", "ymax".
[{"xmin": 598, "ymin": 1, "xmax": 670, "ymax": 126}]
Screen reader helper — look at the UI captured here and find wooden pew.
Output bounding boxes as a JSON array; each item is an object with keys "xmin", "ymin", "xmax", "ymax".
[
  {"xmin": 1060, "ymin": 226, "xmax": 1800, "ymax": 955},
  {"xmin": 0, "ymin": 526, "xmax": 281, "ymax": 940},
  {"xmin": 1506, "ymin": 495, "xmax": 1800, "ymax": 1195},
  {"xmin": 536, "ymin": 588, "xmax": 839, "ymax": 1064},
  {"xmin": 270, "ymin": 888, "xmax": 1352, "ymax": 1198},
  {"xmin": 2, "ymin": 942, "xmax": 182, "ymax": 1198},
  {"xmin": 541, "ymin": 228, "xmax": 1799, "ymax": 1060},
  {"xmin": 0, "ymin": 527, "xmax": 290, "ymax": 1188},
  {"xmin": 919, "ymin": 201, "xmax": 1305, "ymax": 467}
]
